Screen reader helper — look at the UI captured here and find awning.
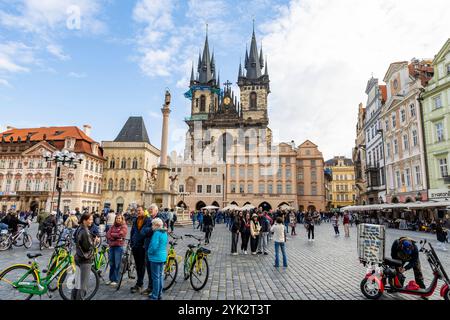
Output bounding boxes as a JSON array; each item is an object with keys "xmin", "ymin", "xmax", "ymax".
[{"xmin": 342, "ymin": 200, "xmax": 450, "ymax": 212}]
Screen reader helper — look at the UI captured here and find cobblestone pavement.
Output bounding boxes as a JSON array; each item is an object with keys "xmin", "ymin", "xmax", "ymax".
[{"xmin": 0, "ymin": 221, "xmax": 448, "ymax": 300}]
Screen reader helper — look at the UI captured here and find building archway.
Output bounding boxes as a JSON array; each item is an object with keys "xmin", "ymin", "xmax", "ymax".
[
  {"xmin": 116, "ymin": 197, "xmax": 124, "ymax": 213},
  {"xmin": 259, "ymin": 202, "xmax": 272, "ymax": 212},
  {"xmin": 196, "ymin": 201, "xmax": 206, "ymax": 211},
  {"xmin": 278, "ymin": 202, "xmax": 290, "ymax": 208},
  {"xmin": 30, "ymin": 200, "xmax": 39, "ymax": 214},
  {"xmin": 405, "ymin": 197, "xmax": 413, "ymax": 203},
  {"xmin": 243, "ymin": 202, "xmax": 252, "ymax": 206},
  {"xmin": 230, "ymin": 201, "xmax": 239, "ymax": 206},
  {"xmin": 177, "ymin": 201, "xmax": 187, "ymax": 209},
  {"xmin": 391, "ymin": 197, "xmax": 399, "ymax": 204},
  {"xmin": 211, "ymin": 201, "xmax": 220, "ymax": 208}
]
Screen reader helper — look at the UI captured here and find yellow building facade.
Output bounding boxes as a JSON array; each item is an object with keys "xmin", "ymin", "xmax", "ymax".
[{"xmin": 325, "ymin": 156, "xmax": 356, "ymax": 209}]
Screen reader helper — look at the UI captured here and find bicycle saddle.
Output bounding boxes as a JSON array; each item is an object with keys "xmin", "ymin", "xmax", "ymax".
[
  {"xmin": 188, "ymin": 244, "xmax": 197, "ymax": 249},
  {"xmin": 27, "ymin": 253, "xmax": 42, "ymax": 259}
]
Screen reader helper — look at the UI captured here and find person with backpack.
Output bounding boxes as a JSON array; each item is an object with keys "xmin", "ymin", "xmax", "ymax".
[
  {"xmin": 42, "ymin": 211, "xmax": 57, "ymax": 248},
  {"xmin": 170, "ymin": 210, "xmax": 177, "ymax": 232},
  {"xmin": 257, "ymin": 211, "xmax": 270, "ymax": 255},
  {"xmin": 72, "ymin": 213, "xmax": 95, "ymax": 300},
  {"xmin": 304, "ymin": 210, "xmax": 315, "ymax": 242}
]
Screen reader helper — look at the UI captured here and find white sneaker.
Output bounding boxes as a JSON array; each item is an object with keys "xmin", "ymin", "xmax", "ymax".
[
  {"xmin": 312, "ymin": 239, "xmax": 315, "ymax": 242},
  {"xmin": 244, "ymin": 251, "xmax": 248, "ymax": 255},
  {"xmin": 105, "ymin": 280, "xmax": 112, "ymax": 285},
  {"xmin": 110, "ymin": 282, "xmax": 118, "ymax": 286}
]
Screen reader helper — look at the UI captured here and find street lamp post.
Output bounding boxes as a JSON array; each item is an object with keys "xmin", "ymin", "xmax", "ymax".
[{"xmin": 43, "ymin": 150, "xmax": 84, "ymax": 221}]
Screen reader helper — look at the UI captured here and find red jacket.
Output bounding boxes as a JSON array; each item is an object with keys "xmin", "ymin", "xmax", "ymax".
[{"xmin": 106, "ymin": 223, "xmax": 128, "ymax": 247}]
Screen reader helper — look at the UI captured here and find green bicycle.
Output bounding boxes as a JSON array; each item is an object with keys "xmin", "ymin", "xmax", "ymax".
[
  {"xmin": 183, "ymin": 234, "xmax": 211, "ymax": 291},
  {"xmin": 93, "ymin": 244, "xmax": 110, "ymax": 282},
  {"xmin": 163, "ymin": 233, "xmax": 183, "ymax": 291},
  {"xmin": 0, "ymin": 246, "xmax": 100, "ymax": 300}
]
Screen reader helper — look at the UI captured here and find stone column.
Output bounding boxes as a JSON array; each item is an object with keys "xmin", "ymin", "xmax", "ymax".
[{"xmin": 160, "ymin": 90, "xmax": 171, "ymax": 168}]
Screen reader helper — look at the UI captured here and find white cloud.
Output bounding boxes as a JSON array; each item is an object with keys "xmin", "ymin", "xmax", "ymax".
[
  {"xmin": 0, "ymin": 42, "xmax": 35, "ymax": 73},
  {"xmin": 0, "ymin": 79, "xmax": 12, "ymax": 88},
  {"xmin": 262, "ymin": 0, "xmax": 450, "ymax": 160},
  {"xmin": 47, "ymin": 44, "xmax": 71, "ymax": 61},
  {"xmin": 68, "ymin": 72, "xmax": 87, "ymax": 78}
]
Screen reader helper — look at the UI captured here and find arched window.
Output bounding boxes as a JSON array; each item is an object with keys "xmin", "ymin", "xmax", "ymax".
[
  {"xmin": 250, "ymin": 92, "xmax": 257, "ymax": 110},
  {"xmin": 121, "ymin": 158, "xmax": 126, "ymax": 169},
  {"xmin": 108, "ymin": 179, "xmax": 113, "ymax": 191},
  {"xmin": 130, "ymin": 178, "xmax": 137, "ymax": 191},
  {"xmin": 110, "ymin": 159, "xmax": 115, "ymax": 169},
  {"xmin": 200, "ymin": 95, "xmax": 206, "ymax": 112},
  {"xmin": 119, "ymin": 179, "xmax": 125, "ymax": 191},
  {"xmin": 132, "ymin": 158, "xmax": 138, "ymax": 169}
]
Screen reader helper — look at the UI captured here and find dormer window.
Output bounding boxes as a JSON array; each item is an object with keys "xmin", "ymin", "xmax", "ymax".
[
  {"xmin": 65, "ymin": 137, "xmax": 75, "ymax": 150},
  {"xmin": 91, "ymin": 143, "xmax": 98, "ymax": 156}
]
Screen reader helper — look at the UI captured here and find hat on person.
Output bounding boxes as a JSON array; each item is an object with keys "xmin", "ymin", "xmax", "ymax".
[
  {"xmin": 252, "ymin": 213, "xmax": 258, "ymax": 219},
  {"xmin": 70, "ymin": 210, "xmax": 76, "ymax": 215},
  {"xmin": 401, "ymin": 240, "xmax": 413, "ymax": 255}
]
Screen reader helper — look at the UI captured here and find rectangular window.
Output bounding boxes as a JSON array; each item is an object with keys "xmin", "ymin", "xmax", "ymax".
[
  {"xmin": 247, "ymin": 184, "xmax": 253, "ymax": 193},
  {"xmin": 14, "ymin": 179, "xmax": 20, "ymax": 191},
  {"xmin": 277, "ymin": 184, "xmax": 283, "ymax": 194},
  {"xmin": 17, "ymin": 161, "xmax": 22, "ymax": 169},
  {"xmin": 436, "ymin": 123, "xmax": 444, "ymax": 142},
  {"xmin": 204, "ymin": 168, "xmax": 210, "ymax": 173},
  {"xmin": 286, "ymin": 167, "xmax": 292, "ymax": 179},
  {"xmin": 276, "ymin": 168, "xmax": 282, "ymax": 179},
  {"xmin": 259, "ymin": 184, "xmax": 265, "ymax": 193},
  {"xmin": 247, "ymin": 167, "xmax": 253, "ymax": 178},
  {"xmin": 385, "ymin": 120, "xmax": 389, "ymax": 132},
  {"xmin": 403, "ymin": 135, "xmax": 409, "ymax": 150},
  {"xmin": 8, "ymin": 160, "xmax": 14, "ymax": 169},
  {"xmin": 179, "ymin": 185, "xmax": 185, "ymax": 193},
  {"xmin": 231, "ymin": 184, "xmax": 236, "ymax": 193},
  {"xmin": 311, "ymin": 170, "xmax": 317, "ymax": 181},
  {"xmin": 394, "ymin": 140, "xmax": 398, "ymax": 154},
  {"xmin": 206, "ymin": 185, "xmax": 212, "ymax": 193},
  {"xmin": 268, "ymin": 184, "xmax": 273, "ymax": 194},
  {"xmin": 395, "ymin": 171, "xmax": 401, "ymax": 188},
  {"xmin": 410, "ymin": 104, "xmax": 416, "ymax": 117},
  {"xmin": 239, "ymin": 166, "xmax": 245, "ymax": 178},
  {"xmin": 230, "ymin": 167, "xmax": 235, "ymax": 177},
  {"xmin": 392, "ymin": 114, "xmax": 396, "ymax": 128},
  {"xmin": 297, "ymin": 170, "xmax": 304, "ymax": 180},
  {"xmin": 296, "ymin": 160, "xmax": 303, "ymax": 166},
  {"xmin": 386, "ymin": 143, "xmax": 391, "ymax": 158},
  {"xmin": 88, "ymin": 182, "xmax": 92, "ymax": 193},
  {"xmin": 405, "ymin": 168, "xmax": 411, "ymax": 186},
  {"xmin": 297, "ymin": 184, "xmax": 304, "ymax": 195},
  {"xmin": 28, "ymin": 160, "xmax": 34, "ymax": 169},
  {"xmin": 197, "ymin": 185, "xmax": 203, "ymax": 193},
  {"xmin": 286, "ymin": 184, "xmax": 292, "ymax": 194},
  {"xmin": 447, "ymin": 64, "xmax": 450, "ymax": 75},
  {"xmin": 434, "ymin": 95, "xmax": 442, "ymax": 109},
  {"xmin": 215, "ymin": 185, "xmax": 221, "ymax": 193},
  {"xmin": 83, "ymin": 181, "xmax": 87, "ymax": 193},
  {"xmin": 415, "ymin": 166, "xmax": 421, "ymax": 185},
  {"xmin": 311, "ymin": 185, "xmax": 317, "ymax": 196},
  {"xmin": 400, "ymin": 109, "xmax": 406, "ymax": 122},
  {"xmin": 439, "ymin": 158, "xmax": 448, "ymax": 178},
  {"xmin": 286, "ymin": 157, "xmax": 291, "ymax": 164},
  {"xmin": 412, "ymin": 130, "xmax": 418, "ymax": 146},
  {"xmin": 311, "ymin": 160, "xmax": 316, "ymax": 166},
  {"xmin": 34, "ymin": 180, "xmax": 40, "ymax": 191},
  {"xmin": 198, "ymin": 167, "xmax": 203, "ymax": 173}
]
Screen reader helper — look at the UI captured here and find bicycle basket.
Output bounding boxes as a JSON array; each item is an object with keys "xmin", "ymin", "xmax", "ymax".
[{"xmin": 198, "ymin": 247, "xmax": 211, "ymax": 255}]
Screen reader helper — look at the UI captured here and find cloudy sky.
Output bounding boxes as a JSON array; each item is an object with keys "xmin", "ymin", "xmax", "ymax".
[{"xmin": 0, "ymin": 0, "xmax": 449, "ymax": 161}]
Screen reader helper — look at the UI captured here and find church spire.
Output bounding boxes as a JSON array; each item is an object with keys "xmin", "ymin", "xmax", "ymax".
[
  {"xmin": 190, "ymin": 62, "xmax": 195, "ymax": 83},
  {"xmin": 198, "ymin": 25, "xmax": 214, "ymax": 84},
  {"xmin": 259, "ymin": 43, "xmax": 264, "ymax": 68},
  {"xmin": 264, "ymin": 56, "xmax": 269, "ymax": 76},
  {"xmin": 246, "ymin": 22, "xmax": 263, "ymax": 79},
  {"xmin": 238, "ymin": 60, "xmax": 242, "ymax": 78}
]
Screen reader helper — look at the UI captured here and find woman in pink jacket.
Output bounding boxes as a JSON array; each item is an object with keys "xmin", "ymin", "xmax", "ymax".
[{"xmin": 106, "ymin": 214, "xmax": 128, "ymax": 286}]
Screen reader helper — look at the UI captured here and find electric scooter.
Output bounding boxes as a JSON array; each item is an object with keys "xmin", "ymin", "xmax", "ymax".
[{"xmin": 360, "ymin": 240, "xmax": 450, "ymax": 300}]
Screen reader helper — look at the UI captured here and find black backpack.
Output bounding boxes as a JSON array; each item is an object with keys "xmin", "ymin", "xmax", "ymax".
[{"xmin": 172, "ymin": 213, "xmax": 177, "ymax": 222}]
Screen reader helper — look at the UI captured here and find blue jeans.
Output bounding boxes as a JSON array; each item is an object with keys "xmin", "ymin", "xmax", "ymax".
[
  {"xmin": 0, "ymin": 223, "xmax": 8, "ymax": 231},
  {"xmin": 150, "ymin": 262, "xmax": 164, "ymax": 300},
  {"xmin": 109, "ymin": 246, "xmax": 123, "ymax": 282},
  {"xmin": 274, "ymin": 242, "xmax": 288, "ymax": 267}
]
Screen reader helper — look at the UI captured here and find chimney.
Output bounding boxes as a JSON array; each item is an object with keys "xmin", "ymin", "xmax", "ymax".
[
  {"xmin": 83, "ymin": 124, "xmax": 92, "ymax": 137},
  {"xmin": 6, "ymin": 126, "xmax": 15, "ymax": 131}
]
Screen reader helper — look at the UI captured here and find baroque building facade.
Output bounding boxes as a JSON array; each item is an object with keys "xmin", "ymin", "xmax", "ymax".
[
  {"xmin": 352, "ymin": 103, "xmax": 367, "ymax": 205},
  {"xmin": 0, "ymin": 126, "xmax": 104, "ymax": 213},
  {"xmin": 101, "ymin": 117, "xmax": 160, "ymax": 212},
  {"xmin": 380, "ymin": 59, "xmax": 433, "ymax": 203},
  {"xmin": 325, "ymin": 156, "xmax": 356, "ymax": 209}
]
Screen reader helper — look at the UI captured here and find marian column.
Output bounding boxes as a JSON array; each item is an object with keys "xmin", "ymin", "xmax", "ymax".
[{"xmin": 153, "ymin": 90, "xmax": 176, "ymax": 209}]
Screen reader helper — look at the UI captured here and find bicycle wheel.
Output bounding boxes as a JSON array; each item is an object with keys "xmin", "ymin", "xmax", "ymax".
[
  {"xmin": 23, "ymin": 233, "xmax": 33, "ymax": 249},
  {"xmin": 0, "ymin": 235, "xmax": 12, "ymax": 251},
  {"xmin": 127, "ymin": 254, "xmax": 136, "ymax": 280},
  {"xmin": 116, "ymin": 255, "xmax": 129, "ymax": 291},
  {"xmin": 58, "ymin": 266, "xmax": 100, "ymax": 300},
  {"xmin": 163, "ymin": 258, "xmax": 178, "ymax": 291},
  {"xmin": 189, "ymin": 257, "xmax": 209, "ymax": 291},
  {"xmin": 183, "ymin": 250, "xmax": 191, "ymax": 280},
  {"xmin": 0, "ymin": 265, "xmax": 38, "ymax": 300}
]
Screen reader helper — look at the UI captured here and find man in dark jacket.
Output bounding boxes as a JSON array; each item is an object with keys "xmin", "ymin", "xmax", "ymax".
[
  {"xmin": 231, "ymin": 211, "xmax": 241, "ymax": 255},
  {"xmin": 1, "ymin": 211, "xmax": 29, "ymax": 234},
  {"xmin": 257, "ymin": 212, "xmax": 270, "ymax": 255},
  {"xmin": 202, "ymin": 210, "xmax": 213, "ymax": 244},
  {"xmin": 391, "ymin": 237, "xmax": 425, "ymax": 289},
  {"xmin": 129, "ymin": 205, "xmax": 149, "ymax": 294}
]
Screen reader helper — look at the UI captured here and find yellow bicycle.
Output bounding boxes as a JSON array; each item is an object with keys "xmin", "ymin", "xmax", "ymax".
[
  {"xmin": 183, "ymin": 234, "xmax": 211, "ymax": 291},
  {"xmin": 163, "ymin": 233, "xmax": 183, "ymax": 291}
]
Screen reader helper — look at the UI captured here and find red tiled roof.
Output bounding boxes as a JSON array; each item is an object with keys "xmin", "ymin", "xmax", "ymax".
[
  {"xmin": 0, "ymin": 126, "xmax": 94, "ymax": 143},
  {"xmin": 379, "ymin": 85, "xmax": 387, "ymax": 103}
]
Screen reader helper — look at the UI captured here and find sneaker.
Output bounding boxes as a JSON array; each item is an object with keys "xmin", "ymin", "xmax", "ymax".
[
  {"xmin": 257, "ymin": 251, "xmax": 262, "ymax": 255},
  {"xmin": 264, "ymin": 252, "xmax": 268, "ymax": 255},
  {"xmin": 110, "ymin": 282, "xmax": 117, "ymax": 287},
  {"xmin": 142, "ymin": 288, "xmax": 152, "ymax": 295},
  {"xmin": 105, "ymin": 280, "xmax": 112, "ymax": 285},
  {"xmin": 130, "ymin": 285, "xmax": 142, "ymax": 294},
  {"xmin": 48, "ymin": 246, "xmax": 54, "ymax": 249},
  {"xmin": 251, "ymin": 252, "xmax": 256, "ymax": 255},
  {"xmin": 244, "ymin": 251, "xmax": 248, "ymax": 255}
]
